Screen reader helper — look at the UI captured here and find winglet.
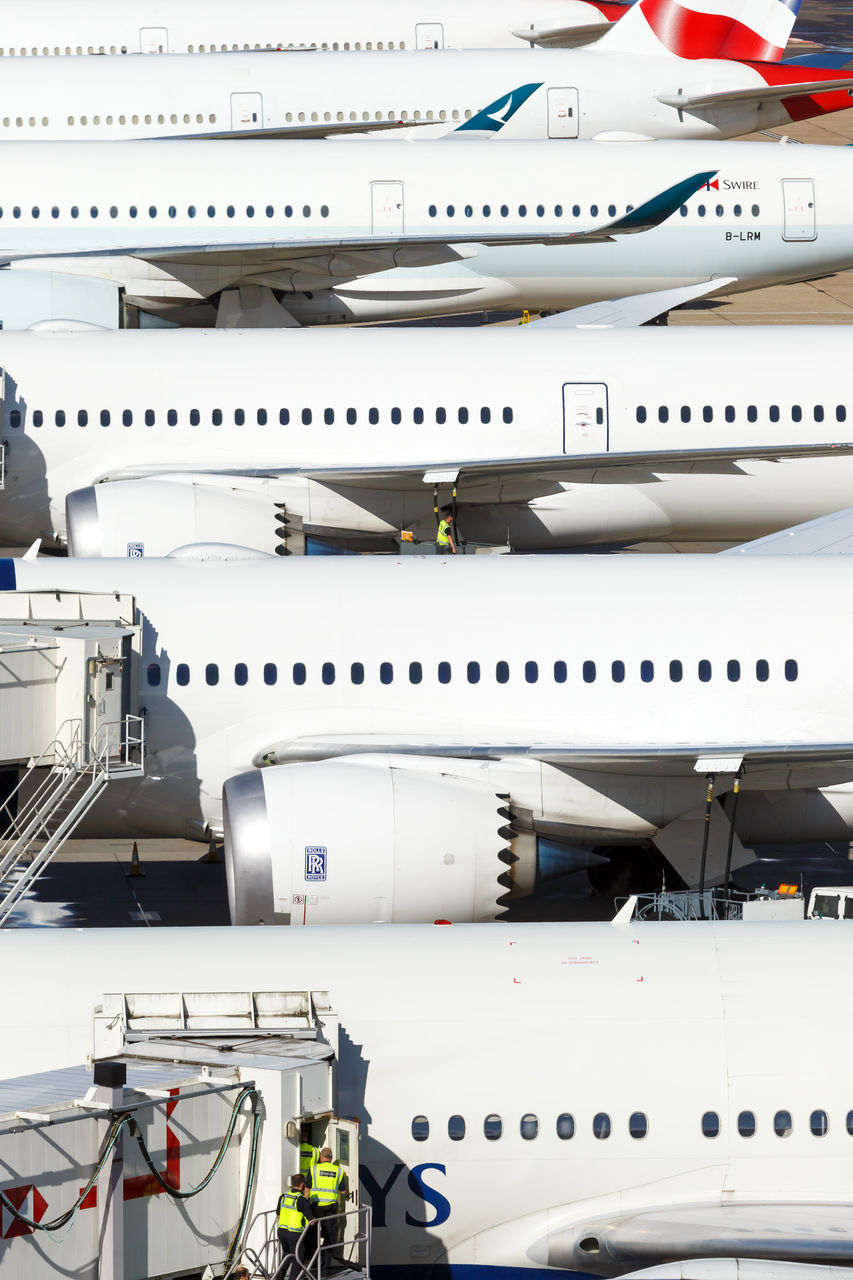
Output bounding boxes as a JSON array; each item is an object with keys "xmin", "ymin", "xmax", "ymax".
[
  {"xmin": 22, "ymin": 539, "xmax": 41, "ymax": 562},
  {"xmin": 450, "ymin": 83, "xmax": 543, "ymax": 138}
]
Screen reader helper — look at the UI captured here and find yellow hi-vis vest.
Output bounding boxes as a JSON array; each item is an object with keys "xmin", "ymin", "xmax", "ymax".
[
  {"xmin": 312, "ymin": 1161, "xmax": 343, "ymax": 1206},
  {"xmin": 279, "ymin": 1190, "xmax": 307, "ymax": 1231},
  {"xmin": 436, "ymin": 519, "xmax": 452, "ymax": 546},
  {"xmin": 300, "ymin": 1141, "xmax": 318, "ymax": 1182}
]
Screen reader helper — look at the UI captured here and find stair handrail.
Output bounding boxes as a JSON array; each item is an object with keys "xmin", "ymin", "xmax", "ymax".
[
  {"xmin": 89, "ymin": 713, "xmax": 145, "ymax": 778},
  {"xmin": 0, "ymin": 718, "xmax": 84, "ymax": 853}
]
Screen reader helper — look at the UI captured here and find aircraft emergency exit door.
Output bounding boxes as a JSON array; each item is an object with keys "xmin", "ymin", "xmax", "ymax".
[
  {"xmin": 548, "ymin": 88, "xmax": 579, "ymax": 138},
  {"xmin": 782, "ymin": 179, "xmax": 816, "ymax": 241},
  {"xmin": 562, "ymin": 383, "xmax": 609, "ymax": 453},
  {"xmin": 139, "ymin": 27, "xmax": 168, "ymax": 52},
  {"xmin": 231, "ymin": 93, "xmax": 264, "ymax": 131},
  {"xmin": 371, "ymin": 182, "xmax": 404, "ymax": 234},
  {"xmin": 415, "ymin": 23, "xmax": 444, "ymax": 48}
]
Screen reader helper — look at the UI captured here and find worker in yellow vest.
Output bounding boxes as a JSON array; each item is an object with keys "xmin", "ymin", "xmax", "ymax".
[
  {"xmin": 300, "ymin": 1138, "xmax": 319, "ymax": 1189},
  {"xmin": 277, "ymin": 1173, "xmax": 317, "ymax": 1280},
  {"xmin": 436, "ymin": 506, "xmax": 457, "ymax": 554},
  {"xmin": 311, "ymin": 1146, "xmax": 346, "ymax": 1262}
]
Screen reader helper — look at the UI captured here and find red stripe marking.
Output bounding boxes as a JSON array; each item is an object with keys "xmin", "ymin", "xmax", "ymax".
[
  {"xmin": 640, "ymin": 0, "xmax": 784, "ymax": 61},
  {"xmin": 746, "ymin": 59, "xmax": 853, "ymax": 122},
  {"xmin": 587, "ymin": 1, "xmax": 631, "ymax": 18}
]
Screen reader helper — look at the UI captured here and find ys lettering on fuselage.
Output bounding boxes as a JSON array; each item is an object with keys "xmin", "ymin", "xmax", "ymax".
[{"xmin": 360, "ymin": 1162, "xmax": 451, "ymax": 1229}]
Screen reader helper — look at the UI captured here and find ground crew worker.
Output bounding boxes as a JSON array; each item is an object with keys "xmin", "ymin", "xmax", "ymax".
[
  {"xmin": 277, "ymin": 1173, "xmax": 316, "ymax": 1280},
  {"xmin": 300, "ymin": 1137, "xmax": 319, "ymax": 1189},
  {"xmin": 311, "ymin": 1146, "xmax": 345, "ymax": 1262},
  {"xmin": 436, "ymin": 506, "xmax": 457, "ymax": 554}
]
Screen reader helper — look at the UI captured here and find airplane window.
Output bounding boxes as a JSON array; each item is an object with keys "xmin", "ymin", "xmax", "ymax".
[
  {"xmin": 148, "ymin": 205, "xmax": 159, "ymax": 219},
  {"xmin": 814, "ymin": 405, "xmax": 824, "ymax": 422},
  {"xmin": 31, "ymin": 206, "xmax": 40, "ymax": 219},
  {"xmin": 727, "ymin": 660, "xmax": 740, "ymax": 682},
  {"xmin": 484, "ymin": 1115, "xmax": 502, "ymax": 1140},
  {"xmin": 323, "ymin": 408, "xmax": 335, "ymax": 425},
  {"xmin": 9, "ymin": 410, "xmax": 20, "ymax": 428},
  {"xmin": 640, "ymin": 660, "xmax": 653, "ymax": 683},
  {"xmin": 752, "ymin": 205, "xmax": 760, "ymax": 216},
  {"xmin": 658, "ymin": 407, "xmax": 668, "ymax": 423},
  {"xmin": 205, "ymin": 663, "xmax": 219, "ymax": 686},
  {"xmin": 572, "ymin": 204, "xmax": 581, "ymax": 218},
  {"xmin": 847, "ymin": 1112, "xmax": 853, "ymax": 1135},
  {"xmin": 302, "ymin": 206, "xmax": 312, "ymax": 218},
  {"xmin": 187, "ymin": 206, "xmax": 196, "ymax": 219},
  {"xmin": 756, "ymin": 659, "xmax": 769, "ymax": 682},
  {"xmin": 715, "ymin": 204, "xmax": 723, "ymax": 217},
  {"xmin": 702, "ymin": 1111, "xmax": 720, "ymax": 1138},
  {"xmin": 593, "ymin": 1113, "xmax": 611, "ymax": 1140},
  {"xmin": 176, "ymin": 663, "xmax": 189, "ymax": 686},
  {"xmin": 520, "ymin": 1114, "xmax": 539, "ymax": 1140},
  {"xmin": 234, "ymin": 663, "xmax": 248, "ymax": 687},
  {"xmin": 681, "ymin": 406, "xmax": 690, "ymax": 423},
  {"xmin": 501, "ymin": 205, "xmax": 509, "ymax": 217},
  {"xmin": 554, "ymin": 660, "xmax": 567, "ymax": 684},
  {"xmin": 785, "ymin": 659, "xmax": 798, "ymax": 682},
  {"xmin": 293, "ymin": 663, "xmax": 306, "ymax": 686},
  {"xmin": 496, "ymin": 661, "xmax": 510, "ymax": 684},
  {"xmin": 556, "ymin": 1114, "xmax": 575, "ymax": 1139},
  {"xmin": 525, "ymin": 661, "xmax": 538, "ymax": 684},
  {"xmin": 147, "ymin": 662, "xmax": 161, "ymax": 687},
  {"xmin": 412, "ymin": 1116, "xmax": 429, "ymax": 1142},
  {"xmin": 438, "ymin": 662, "xmax": 451, "ymax": 684},
  {"xmin": 725, "ymin": 406, "xmax": 735, "ymax": 423},
  {"xmin": 703, "ymin": 406, "xmax": 713, "ymax": 422},
  {"xmin": 257, "ymin": 409, "xmax": 267, "ymax": 425},
  {"xmin": 413, "ymin": 408, "xmax": 424, "ymax": 425},
  {"xmin": 629, "ymin": 1112, "xmax": 648, "ymax": 1139},
  {"xmin": 280, "ymin": 409, "xmax": 290, "ymax": 425},
  {"xmin": 246, "ymin": 205, "xmax": 254, "ymax": 218},
  {"xmin": 698, "ymin": 660, "xmax": 712, "ymax": 683},
  {"xmin": 266, "ymin": 206, "xmax": 274, "ymax": 218},
  {"xmin": 636, "ymin": 407, "xmax": 647, "ymax": 424},
  {"xmin": 737, "ymin": 1111, "xmax": 755, "ymax": 1137},
  {"xmin": 590, "ymin": 204, "xmax": 598, "ymax": 217},
  {"xmin": 583, "ymin": 661, "xmax": 596, "ymax": 683},
  {"xmin": 144, "ymin": 410, "xmax": 155, "ymax": 427},
  {"xmin": 351, "ymin": 663, "xmax": 364, "ymax": 685},
  {"xmin": 810, "ymin": 1110, "xmax": 828, "ymax": 1137},
  {"xmin": 446, "ymin": 205, "xmax": 455, "ymax": 217},
  {"xmin": 448, "ymin": 1115, "xmax": 466, "ymax": 1141},
  {"xmin": 555, "ymin": 205, "xmax": 563, "ymax": 217},
  {"xmin": 428, "ymin": 205, "xmax": 437, "ymax": 218},
  {"xmin": 50, "ymin": 206, "xmax": 59, "ymax": 219},
  {"xmin": 464, "ymin": 205, "xmax": 473, "ymax": 218},
  {"xmin": 458, "ymin": 407, "xmax": 468, "ymax": 424},
  {"xmin": 774, "ymin": 1110, "xmax": 792, "ymax": 1137},
  {"xmin": 391, "ymin": 408, "xmax": 401, "ymax": 425},
  {"xmin": 837, "ymin": 406, "xmax": 847, "ymax": 422},
  {"xmin": 55, "ymin": 410, "xmax": 66, "ymax": 427},
  {"xmin": 285, "ymin": 206, "xmax": 293, "ymax": 218},
  {"xmin": 483, "ymin": 205, "xmax": 491, "ymax": 217},
  {"xmin": 747, "ymin": 405, "xmax": 757, "ymax": 423},
  {"xmin": 207, "ymin": 206, "xmax": 215, "ymax": 218},
  {"xmin": 436, "ymin": 408, "xmax": 447, "ymax": 425},
  {"xmin": 212, "ymin": 409, "xmax": 223, "ymax": 426},
  {"xmin": 537, "ymin": 205, "xmax": 545, "ymax": 217},
  {"xmin": 298, "ymin": 408, "xmax": 311, "ymax": 426},
  {"xmin": 733, "ymin": 204, "xmax": 742, "ymax": 217},
  {"xmin": 792, "ymin": 405, "xmax": 803, "ymax": 422},
  {"xmin": 503, "ymin": 408, "xmax": 513, "ymax": 424},
  {"xmin": 611, "ymin": 660, "xmax": 625, "ymax": 683},
  {"xmin": 11, "ymin": 207, "xmax": 19, "ymax": 219},
  {"xmin": 322, "ymin": 663, "xmax": 335, "ymax": 686},
  {"xmin": 347, "ymin": 408, "xmax": 357, "ymax": 425},
  {"xmin": 769, "ymin": 405, "xmax": 780, "ymax": 422},
  {"xmin": 32, "ymin": 411, "xmax": 42, "ymax": 428},
  {"xmin": 230, "ymin": 409, "xmax": 243, "ymax": 426},
  {"xmin": 380, "ymin": 662, "xmax": 393, "ymax": 685},
  {"xmin": 409, "ymin": 662, "xmax": 423, "ymax": 684},
  {"xmin": 78, "ymin": 410, "xmax": 88, "ymax": 427},
  {"xmin": 481, "ymin": 407, "xmax": 490, "ymax": 424},
  {"xmin": 670, "ymin": 660, "xmax": 683, "ymax": 683},
  {"xmin": 263, "ymin": 662, "xmax": 277, "ymax": 686},
  {"xmin": 71, "ymin": 206, "xmax": 79, "ymax": 219},
  {"xmin": 90, "ymin": 206, "xmax": 100, "ymax": 219},
  {"xmin": 226, "ymin": 205, "xmax": 235, "ymax": 218},
  {"xmin": 608, "ymin": 204, "xmax": 616, "ymax": 217},
  {"xmin": 190, "ymin": 409, "xmax": 200, "ymax": 426},
  {"xmin": 467, "ymin": 661, "xmax": 480, "ymax": 684},
  {"xmin": 122, "ymin": 410, "xmax": 132, "ymax": 426}
]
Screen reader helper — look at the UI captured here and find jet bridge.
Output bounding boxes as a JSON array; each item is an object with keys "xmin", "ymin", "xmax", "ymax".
[
  {"xmin": 0, "ymin": 589, "xmax": 144, "ymax": 921},
  {"xmin": 0, "ymin": 989, "xmax": 369, "ymax": 1280}
]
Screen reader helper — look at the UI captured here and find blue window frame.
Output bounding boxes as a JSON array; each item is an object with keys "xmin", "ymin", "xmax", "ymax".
[
  {"xmin": 785, "ymin": 659, "xmax": 798, "ymax": 682},
  {"xmin": 234, "ymin": 662, "xmax": 248, "ymax": 686},
  {"xmin": 205, "ymin": 663, "xmax": 219, "ymax": 686},
  {"xmin": 322, "ymin": 662, "xmax": 335, "ymax": 685},
  {"xmin": 554, "ymin": 660, "xmax": 567, "ymax": 684},
  {"xmin": 293, "ymin": 663, "xmax": 306, "ymax": 686},
  {"xmin": 467, "ymin": 661, "xmax": 480, "ymax": 684},
  {"xmin": 525, "ymin": 661, "xmax": 538, "ymax": 683},
  {"xmin": 727, "ymin": 659, "xmax": 740, "ymax": 682},
  {"xmin": 756, "ymin": 659, "xmax": 769, "ymax": 682},
  {"xmin": 409, "ymin": 661, "xmax": 422, "ymax": 684},
  {"xmin": 583, "ymin": 660, "xmax": 596, "ymax": 683},
  {"xmin": 263, "ymin": 662, "xmax": 277, "ymax": 685},
  {"xmin": 351, "ymin": 662, "xmax": 364, "ymax": 684},
  {"xmin": 669, "ymin": 660, "xmax": 683, "ymax": 682},
  {"xmin": 611, "ymin": 660, "xmax": 625, "ymax": 683},
  {"xmin": 640, "ymin": 660, "xmax": 654, "ymax": 683},
  {"xmin": 438, "ymin": 661, "xmax": 451, "ymax": 684},
  {"xmin": 496, "ymin": 661, "xmax": 509, "ymax": 684},
  {"xmin": 698, "ymin": 660, "xmax": 712, "ymax": 682},
  {"xmin": 380, "ymin": 662, "xmax": 393, "ymax": 685}
]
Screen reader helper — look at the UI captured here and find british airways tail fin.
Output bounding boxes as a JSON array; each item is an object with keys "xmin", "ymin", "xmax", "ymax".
[
  {"xmin": 449, "ymin": 83, "xmax": 543, "ymax": 139},
  {"xmin": 596, "ymin": 0, "xmax": 803, "ymax": 62}
]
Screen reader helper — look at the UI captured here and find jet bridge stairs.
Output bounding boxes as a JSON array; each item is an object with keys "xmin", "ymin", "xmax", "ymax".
[{"xmin": 0, "ymin": 589, "xmax": 144, "ymax": 923}]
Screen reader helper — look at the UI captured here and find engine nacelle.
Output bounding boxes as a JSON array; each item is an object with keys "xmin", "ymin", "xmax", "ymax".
[{"xmin": 223, "ymin": 757, "xmax": 527, "ymax": 925}]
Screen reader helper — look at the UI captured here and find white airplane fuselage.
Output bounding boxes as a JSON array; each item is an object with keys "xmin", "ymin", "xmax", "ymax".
[
  {"xmin": 0, "ymin": 0, "xmax": 617, "ymax": 56},
  {"xmin": 0, "ymin": 138, "xmax": 850, "ymax": 325},
  {"xmin": 2, "ymin": 326, "xmax": 853, "ymax": 552},
  {"xmin": 0, "ymin": 47, "xmax": 834, "ymax": 143},
  {"xmin": 2, "ymin": 920, "xmax": 853, "ymax": 1278}
]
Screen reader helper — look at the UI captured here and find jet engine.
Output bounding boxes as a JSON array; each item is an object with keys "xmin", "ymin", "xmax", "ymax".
[{"xmin": 223, "ymin": 756, "xmax": 535, "ymax": 925}]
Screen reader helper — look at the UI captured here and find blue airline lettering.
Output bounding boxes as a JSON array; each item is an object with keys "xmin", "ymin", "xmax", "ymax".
[
  {"xmin": 406, "ymin": 1163, "xmax": 451, "ymax": 1228},
  {"xmin": 359, "ymin": 1162, "xmax": 404, "ymax": 1228}
]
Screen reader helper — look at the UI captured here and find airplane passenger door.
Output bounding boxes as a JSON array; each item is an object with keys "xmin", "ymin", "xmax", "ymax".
[
  {"xmin": 231, "ymin": 93, "xmax": 264, "ymax": 132},
  {"xmin": 139, "ymin": 27, "xmax": 168, "ymax": 53},
  {"xmin": 782, "ymin": 179, "xmax": 816, "ymax": 241},
  {"xmin": 415, "ymin": 23, "xmax": 444, "ymax": 49},
  {"xmin": 371, "ymin": 182, "xmax": 404, "ymax": 235},
  {"xmin": 548, "ymin": 88, "xmax": 579, "ymax": 139},
  {"xmin": 562, "ymin": 383, "xmax": 609, "ymax": 453},
  {"xmin": 325, "ymin": 1117, "xmax": 362, "ymax": 1266},
  {"xmin": 86, "ymin": 646, "xmax": 125, "ymax": 761}
]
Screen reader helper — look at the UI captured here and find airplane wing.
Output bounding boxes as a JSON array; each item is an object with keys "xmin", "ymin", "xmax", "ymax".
[
  {"xmin": 527, "ymin": 278, "xmax": 737, "ymax": 326},
  {"xmin": 658, "ymin": 75, "xmax": 853, "ymax": 112},
  {"xmin": 0, "ymin": 171, "xmax": 715, "ymax": 273},
  {"xmin": 723, "ymin": 504, "xmax": 853, "ymax": 555}
]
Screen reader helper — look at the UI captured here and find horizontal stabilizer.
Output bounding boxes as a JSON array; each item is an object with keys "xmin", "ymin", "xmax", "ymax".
[
  {"xmin": 511, "ymin": 21, "xmax": 613, "ymax": 47},
  {"xmin": 724, "ymin": 505, "xmax": 853, "ymax": 556},
  {"xmin": 659, "ymin": 75, "xmax": 853, "ymax": 111},
  {"xmin": 528, "ymin": 278, "xmax": 736, "ymax": 327}
]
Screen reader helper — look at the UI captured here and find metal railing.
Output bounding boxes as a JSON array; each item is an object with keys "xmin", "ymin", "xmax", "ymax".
[
  {"xmin": 226, "ymin": 1204, "xmax": 371, "ymax": 1280},
  {"xmin": 615, "ymin": 888, "xmax": 760, "ymax": 922}
]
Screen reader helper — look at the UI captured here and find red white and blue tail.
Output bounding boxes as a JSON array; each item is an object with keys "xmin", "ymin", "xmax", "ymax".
[{"xmin": 597, "ymin": 0, "xmax": 803, "ymax": 61}]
